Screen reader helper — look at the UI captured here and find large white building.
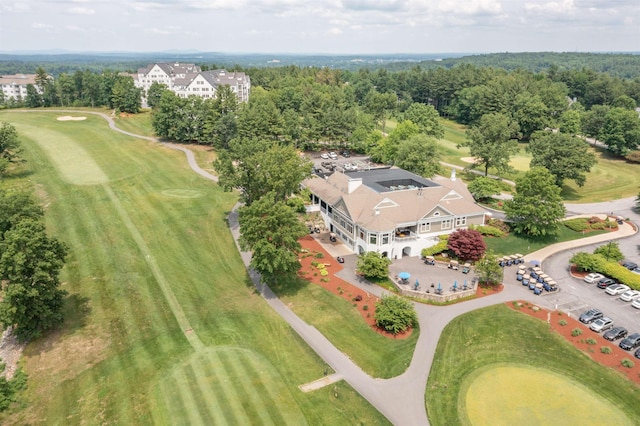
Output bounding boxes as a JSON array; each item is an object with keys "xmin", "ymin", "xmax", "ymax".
[
  {"xmin": 304, "ymin": 168, "xmax": 488, "ymax": 259},
  {"xmin": 135, "ymin": 63, "xmax": 250, "ymax": 103},
  {"xmin": 0, "ymin": 74, "xmax": 38, "ymax": 101}
]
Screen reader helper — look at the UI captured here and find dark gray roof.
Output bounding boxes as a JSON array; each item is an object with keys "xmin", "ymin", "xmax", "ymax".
[{"xmin": 345, "ymin": 168, "xmax": 440, "ymax": 193}]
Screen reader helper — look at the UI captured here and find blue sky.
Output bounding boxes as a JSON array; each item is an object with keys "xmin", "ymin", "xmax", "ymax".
[{"xmin": 1, "ymin": 0, "xmax": 639, "ymax": 53}]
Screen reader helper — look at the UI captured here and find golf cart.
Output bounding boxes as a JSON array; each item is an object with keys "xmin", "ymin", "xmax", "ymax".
[
  {"xmin": 424, "ymin": 255, "xmax": 435, "ymax": 265},
  {"xmin": 462, "ymin": 263, "xmax": 471, "ymax": 274},
  {"xmin": 329, "ymin": 233, "xmax": 337, "ymax": 243},
  {"xmin": 448, "ymin": 260, "xmax": 459, "ymax": 270}
]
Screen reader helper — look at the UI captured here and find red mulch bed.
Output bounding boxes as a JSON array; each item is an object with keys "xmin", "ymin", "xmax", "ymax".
[
  {"xmin": 507, "ymin": 301, "xmax": 640, "ymax": 385},
  {"xmin": 297, "ymin": 236, "xmax": 412, "ymax": 339},
  {"xmin": 475, "ymin": 283, "xmax": 504, "ymax": 298}
]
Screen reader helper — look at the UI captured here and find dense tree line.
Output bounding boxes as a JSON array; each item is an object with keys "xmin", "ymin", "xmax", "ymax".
[{"xmin": 0, "ymin": 67, "xmax": 141, "ymax": 113}]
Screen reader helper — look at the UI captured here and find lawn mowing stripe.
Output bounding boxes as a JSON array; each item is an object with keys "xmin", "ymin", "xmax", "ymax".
[
  {"xmin": 188, "ymin": 352, "xmax": 229, "ymax": 425},
  {"xmin": 242, "ymin": 350, "xmax": 303, "ymax": 425},
  {"xmin": 198, "ymin": 351, "xmax": 242, "ymax": 425},
  {"xmin": 181, "ymin": 362, "xmax": 217, "ymax": 425},
  {"xmin": 170, "ymin": 368, "xmax": 208, "ymax": 426},
  {"xmin": 207, "ymin": 349, "xmax": 254, "ymax": 425},
  {"xmin": 102, "ymin": 183, "xmax": 204, "ymax": 350},
  {"xmin": 216, "ymin": 348, "xmax": 274, "ymax": 425}
]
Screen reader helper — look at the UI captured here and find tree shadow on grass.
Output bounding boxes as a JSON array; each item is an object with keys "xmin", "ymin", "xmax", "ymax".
[{"xmin": 560, "ymin": 185, "xmax": 581, "ymax": 202}]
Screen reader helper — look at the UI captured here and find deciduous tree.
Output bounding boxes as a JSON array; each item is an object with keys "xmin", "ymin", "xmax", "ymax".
[
  {"xmin": 446, "ymin": 229, "xmax": 487, "ymax": 261},
  {"xmin": 0, "ymin": 122, "xmax": 21, "ymax": 176},
  {"xmin": 504, "ymin": 167, "xmax": 566, "ymax": 236},
  {"xmin": 356, "ymin": 251, "xmax": 391, "ymax": 280},
  {"xmin": 467, "ymin": 176, "xmax": 503, "ymax": 202},
  {"xmin": 460, "ymin": 113, "xmax": 520, "ymax": 176},
  {"xmin": 0, "ymin": 220, "xmax": 68, "ymax": 341},
  {"xmin": 238, "ymin": 193, "xmax": 307, "ymax": 285},
  {"xmin": 395, "ymin": 134, "xmax": 441, "ymax": 177},
  {"xmin": 528, "ymin": 130, "xmax": 597, "ymax": 187},
  {"xmin": 475, "ymin": 250, "xmax": 503, "ymax": 285},
  {"xmin": 374, "ymin": 295, "xmax": 417, "ymax": 335},
  {"xmin": 403, "ymin": 102, "xmax": 444, "ymax": 138}
]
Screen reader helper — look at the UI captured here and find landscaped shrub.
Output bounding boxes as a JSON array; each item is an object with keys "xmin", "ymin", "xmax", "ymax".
[
  {"xmin": 625, "ymin": 150, "xmax": 640, "ymax": 163},
  {"xmin": 558, "ymin": 319, "xmax": 567, "ymax": 326},
  {"xmin": 590, "ymin": 221, "xmax": 607, "ymax": 229},
  {"xmin": 362, "ymin": 305, "xmax": 369, "ymax": 311},
  {"xmin": 487, "ymin": 218, "xmax": 510, "ymax": 233},
  {"xmin": 571, "ymin": 328, "xmax": 582, "ymax": 337},
  {"xmin": 601, "ymin": 346, "xmax": 612, "ymax": 354},
  {"xmin": 469, "ymin": 224, "xmax": 505, "ymax": 237},
  {"xmin": 320, "ymin": 269, "xmax": 329, "ymax": 276},
  {"xmin": 374, "ymin": 295, "xmax": 418, "ymax": 335},
  {"xmin": 356, "ymin": 251, "xmax": 391, "ymax": 280},
  {"xmin": 621, "ymin": 359, "xmax": 635, "ymax": 368},
  {"xmin": 315, "ymin": 252, "xmax": 324, "ymax": 259},
  {"xmin": 586, "ymin": 338, "xmax": 597, "ymax": 345},
  {"xmin": 421, "ymin": 235, "xmax": 449, "ymax": 257},
  {"xmin": 447, "ymin": 229, "xmax": 487, "ymax": 261},
  {"xmin": 564, "ymin": 218, "xmax": 589, "ymax": 232}
]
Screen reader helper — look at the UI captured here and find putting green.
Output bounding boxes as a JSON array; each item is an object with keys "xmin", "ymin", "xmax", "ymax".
[
  {"xmin": 15, "ymin": 123, "xmax": 108, "ymax": 185},
  {"xmin": 462, "ymin": 364, "xmax": 634, "ymax": 425},
  {"xmin": 152, "ymin": 347, "xmax": 307, "ymax": 425},
  {"xmin": 159, "ymin": 189, "xmax": 205, "ymax": 199}
]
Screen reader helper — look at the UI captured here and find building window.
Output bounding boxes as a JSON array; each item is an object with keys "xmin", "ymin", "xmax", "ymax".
[
  {"xmin": 419, "ymin": 222, "xmax": 431, "ymax": 233},
  {"xmin": 382, "ymin": 233, "xmax": 390, "ymax": 245},
  {"xmin": 455, "ymin": 217, "xmax": 467, "ymax": 227},
  {"xmin": 369, "ymin": 233, "xmax": 377, "ymax": 245},
  {"xmin": 359, "ymin": 230, "xmax": 365, "ymax": 240},
  {"xmin": 441, "ymin": 219, "xmax": 452, "ymax": 229}
]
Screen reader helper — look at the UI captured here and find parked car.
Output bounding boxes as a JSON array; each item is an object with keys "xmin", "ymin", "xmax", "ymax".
[
  {"xmin": 632, "ymin": 298, "xmax": 640, "ymax": 309},
  {"xmin": 634, "ymin": 348, "xmax": 640, "ymax": 360},
  {"xmin": 579, "ymin": 308, "xmax": 603, "ymax": 324},
  {"xmin": 583, "ymin": 273, "xmax": 604, "ymax": 283},
  {"xmin": 328, "ymin": 151, "xmax": 338, "ymax": 160},
  {"xmin": 341, "ymin": 151, "xmax": 351, "ymax": 158},
  {"xmin": 590, "ymin": 317, "xmax": 614, "ymax": 332},
  {"xmin": 605, "ymin": 284, "xmax": 630, "ymax": 295},
  {"xmin": 622, "ymin": 261, "xmax": 638, "ymax": 270},
  {"xmin": 604, "ymin": 326, "xmax": 628, "ymax": 341},
  {"xmin": 320, "ymin": 153, "xmax": 329, "ymax": 159},
  {"xmin": 619, "ymin": 333, "xmax": 640, "ymax": 351},
  {"xmin": 596, "ymin": 278, "xmax": 616, "ymax": 289},
  {"xmin": 619, "ymin": 289, "xmax": 640, "ymax": 302},
  {"xmin": 632, "ymin": 267, "xmax": 640, "ymax": 275}
]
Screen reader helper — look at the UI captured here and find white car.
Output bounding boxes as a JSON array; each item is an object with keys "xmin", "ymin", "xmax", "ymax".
[
  {"xmin": 583, "ymin": 273, "xmax": 604, "ymax": 283},
  {"xmin": 632, "ymin": 298, "xmax": 640, "ymax": 309},
  {"xmin": 328, "ymin": 152, "xmax": 338, "ymax": 160},
  {"xmin": 620, "ymin": 290, "xmax": 640, "ymax": 302},
  {"xmin": 590, "ymin": 317, "xmax": 614, "ymax": 332},
  {"xmin": 320, "ymin": 153, "xmax": 329, "ymax": 159},
  {"xmin": 605, "ymin": 284, "xmax": 630, "ymax": 295}
]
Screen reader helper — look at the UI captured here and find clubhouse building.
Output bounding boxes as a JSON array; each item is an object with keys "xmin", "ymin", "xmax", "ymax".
[{"xmin": 303, "ymin": 168, "xmax": 488, "ymax": 259}]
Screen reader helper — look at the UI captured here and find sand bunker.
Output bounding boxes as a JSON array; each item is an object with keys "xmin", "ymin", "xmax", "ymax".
[
  {"xmin": 57, "ymin": 116, "xmax": 87, "ymax": 121},
  {"xmin": 460, "ymin": 157, "xmax": 478, "ymax": 164}
]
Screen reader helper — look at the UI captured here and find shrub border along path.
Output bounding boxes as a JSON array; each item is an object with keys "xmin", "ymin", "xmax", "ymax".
[{"xmin": 19, "ymin": 110, "xmax": 638, "ymax": 426}]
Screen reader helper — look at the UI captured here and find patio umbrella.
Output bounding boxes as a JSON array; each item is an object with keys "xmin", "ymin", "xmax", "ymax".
[
  {"xmin": 464, "ymin": 279, "xmax": 467, "ymax": 288},
  {"xmin": 398, "ymin": 272, "xmax": 410, "ymax": 280},
  {"xmin": 437, "ymin": 282, "xmax": 441, "ymax": 292},
  {"xmin": 414, "ymin": 279, "xmax": 419, "ymax": 290},
  {"xmin": 453, "ymin": 280, "xmax": 457, "ymax": 290}
]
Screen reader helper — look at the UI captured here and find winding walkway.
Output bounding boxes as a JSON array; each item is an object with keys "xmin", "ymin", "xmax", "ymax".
[{"xmin": 20, "ymin": 110, "xmax": 639, "ymax": 425}]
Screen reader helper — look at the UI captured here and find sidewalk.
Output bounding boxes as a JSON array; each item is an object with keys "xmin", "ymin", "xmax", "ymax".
[{"xmin": 524, "ymin": 220, "xmax": 637, "ymax": 264}]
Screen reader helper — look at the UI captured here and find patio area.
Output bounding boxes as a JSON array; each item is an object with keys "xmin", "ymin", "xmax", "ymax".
[{"xmin": 389, "ymin": 256, "xmax": 478, "ymax": 302}]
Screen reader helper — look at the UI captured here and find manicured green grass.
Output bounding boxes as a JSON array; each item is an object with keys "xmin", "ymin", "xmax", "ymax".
[
  {"xmin": 275, "ymin": 278, "xmax": 418, "ymax": 378},
  {"xmin": 560, "ymin": 146, "xmax": 640, "ymax": 202},
  {"xmin": 0, "ymin": 111, "xmax": 389, "ymax": 425},
  {"xmin": 484, "ymin": 225, "xmax": 610, "ymax": 256},
  {"xmin": 464, "ymin": 365, "xmax": 633, "ymax": 425},
  {"xmin": 426, "ymin": 305, "xmax": 640, "ymax": 425},
  {"xmin": 113, "ymin": 110, "xmax": 156, "ymax": 138}
]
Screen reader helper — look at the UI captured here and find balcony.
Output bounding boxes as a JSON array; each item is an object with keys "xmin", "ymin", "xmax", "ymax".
[{"xmin": 394, "ymin": 230, "xmax": 417, "ymax": 241}]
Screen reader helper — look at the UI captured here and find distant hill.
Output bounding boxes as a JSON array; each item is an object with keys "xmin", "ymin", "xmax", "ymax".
[{"xmin": 1, "ymin": 51, "xmax": 639, "ymax": 79}]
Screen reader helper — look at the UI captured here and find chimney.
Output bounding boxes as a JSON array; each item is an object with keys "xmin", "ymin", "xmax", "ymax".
[
  {"xmin": 347, "ymin": 178, "xmax": 362, "ymax": 194},
  {"xmin": 450, "ymin": 168, "xmax": 456, "ymax": 181}
]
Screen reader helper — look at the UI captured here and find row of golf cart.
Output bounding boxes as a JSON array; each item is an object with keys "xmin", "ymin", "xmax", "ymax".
[
  {"xmin": 498, "ymin": 254, "xmax": 524, "ymax": 267},
  {"xmin": 516, "ymin": 265, "xmax": 559, "ymax": 295},
  {"xmin": 423, "ymin": 256, "xmax": 471, "ymax": 274}
]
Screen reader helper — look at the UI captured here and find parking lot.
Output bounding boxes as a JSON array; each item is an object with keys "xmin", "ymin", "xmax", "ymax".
[
  {"xmin": 534, "ymin": 237, "xmax": 640, "ymax": 344},
  {"xmin": 309, "ymin": 151, "xmax": 377, "ymax": 174}
]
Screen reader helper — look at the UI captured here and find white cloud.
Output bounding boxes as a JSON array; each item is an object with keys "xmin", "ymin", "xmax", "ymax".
[
  {"xmin": 65, "ymin": 25, "xmax": 87, "ymax": 32},
  {"xmin": 31, "ymin": 22, "xmax": 54, "ymax": 29},
  {"xmin": 68, "ymin": 7, "xmax": 96, "ymax": 14},
  {"xmin": 328, "ymin": 27, "xmax": 343, "ymax": 35}
]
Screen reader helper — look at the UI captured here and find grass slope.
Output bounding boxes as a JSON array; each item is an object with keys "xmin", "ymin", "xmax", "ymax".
[
  {"xmin": 426, "ymin": 305, "xmax": 640, "ymax": 425},
  {"xmin": 0, "ymin": 111, "xmax": 390, "ymax": 425}
]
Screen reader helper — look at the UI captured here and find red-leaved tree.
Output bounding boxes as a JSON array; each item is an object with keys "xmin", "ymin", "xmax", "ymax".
[{"xmin": 447, "ymin": 229, "xmax": 486, "ymax": 261}]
